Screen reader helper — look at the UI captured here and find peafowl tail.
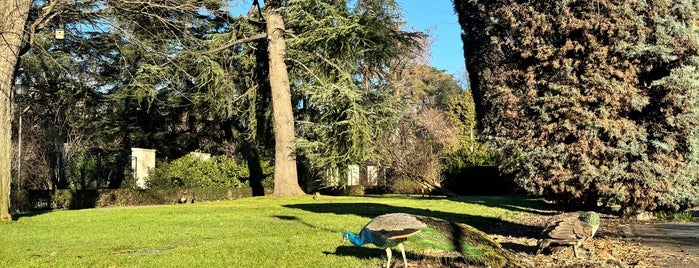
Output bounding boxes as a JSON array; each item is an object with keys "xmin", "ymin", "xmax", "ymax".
[{"xmin": 410, "ymin": 216, "xmax": 521, "ymax": 268}]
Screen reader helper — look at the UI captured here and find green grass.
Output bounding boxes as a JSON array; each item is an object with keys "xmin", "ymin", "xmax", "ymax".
[
  {"xmin": 0, "ymin": 195, "xmax": 544, "ymax": 267},
  {"xmin": 654, "ymin": 210, "xmax": 697, "ymax": 222}
]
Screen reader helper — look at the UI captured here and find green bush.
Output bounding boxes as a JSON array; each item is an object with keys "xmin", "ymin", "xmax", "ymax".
[
  {"xmin": 654, "ymin": 211, "xmax": 696, "ymax": 222},
  {"xmin": 65, "ymin": 151, "xmax": 103, "ymax": 190},
  {"xmin": 147, "ymin": 155, "xmax": 270, "ymax": 188},
  {"xmin": 391, "ymin": 177, "xmax": 422, "ymax": 194},
  {"xmin": 343, "ymin": 185, "xmax": 365, "ymax": 196}
]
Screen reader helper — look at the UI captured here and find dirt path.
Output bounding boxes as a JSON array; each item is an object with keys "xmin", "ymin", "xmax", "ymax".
[
  {"xmin": 621, "ymin": 223, "xmax": 699, "ymax": 267},
  {"xmin": 486, "ymin": 212, "xmax": 699, "ymax": 268}
]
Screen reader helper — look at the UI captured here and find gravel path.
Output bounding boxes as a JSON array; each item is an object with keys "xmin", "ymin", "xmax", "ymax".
[{"xmin": 485, "ymin": 211, "xmax": 699, "ymax": 268}]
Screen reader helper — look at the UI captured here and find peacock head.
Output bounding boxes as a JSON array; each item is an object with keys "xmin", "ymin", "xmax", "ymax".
[
  {"xmin": 579, "ymin": 211, "xmax": 601, "ymax": 236},
  {"xmin": 342, "ymin": 231, "xmax": 363, "ymax": 246}
]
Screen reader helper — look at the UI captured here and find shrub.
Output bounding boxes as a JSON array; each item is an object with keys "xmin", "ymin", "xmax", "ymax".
[
  {"xmin": 343, "ymin": 185, "xmax": 365, "ymax": 196},
  {"xmin": 65, "ymin": 151, "xmax": 101, "ymax": 190},
  {"xmin": 147, "ymin": 155, "xmax": 267, "ymax": 188},
  {"xmin": 390, "ymin": 177, "xmax": 422, "ymax": 195}
]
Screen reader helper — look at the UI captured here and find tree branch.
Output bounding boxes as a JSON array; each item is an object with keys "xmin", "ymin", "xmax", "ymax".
[
  {"xmin": 203, "ymin": 33, "xmax": 267, "ymax": 54},
  {"xmin": 314, "ymin": 52, "xmax": 344, "ymax": 73}
]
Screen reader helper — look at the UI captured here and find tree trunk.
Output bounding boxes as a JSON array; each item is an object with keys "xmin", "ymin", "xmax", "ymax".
[
  {"xmin": 264, "ymin": 2, "xmax": 305, "ymax": 197},
  {"xmin": 0, "ymin": 0, "xmax": 31, "ymax": 221}
]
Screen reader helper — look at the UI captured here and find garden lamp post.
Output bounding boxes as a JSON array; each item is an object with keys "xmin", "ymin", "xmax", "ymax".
[{"xmin": 14, "ymin": 82, "xmax": 28, "ymax": 189}]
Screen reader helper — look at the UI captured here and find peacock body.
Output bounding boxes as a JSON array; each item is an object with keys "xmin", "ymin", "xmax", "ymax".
[
  {"xmin": 536, "ymin": 211, "xmax": 600, "ymax": 258},
  {"xmin": 343, "ymin": 213, "xmax": 519, "ymax": 268}
]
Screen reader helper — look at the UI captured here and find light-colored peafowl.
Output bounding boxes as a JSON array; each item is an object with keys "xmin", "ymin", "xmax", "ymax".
[
  {"xmin": 342, "ymin": 213, "xmax": 519, "ymax": 268},
  {"xmin": 536, "ymin": 211, "xmax": 600, "ymax": 258}
]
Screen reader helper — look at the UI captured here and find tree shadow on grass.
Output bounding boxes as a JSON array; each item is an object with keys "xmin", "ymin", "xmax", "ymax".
[
  {"xmin": 11, "ymin": 210, "xmax": 52, "ymax": 221},
  {"xmin": 283, "ymin": 202, "xmax": 542, "ymax": 254},
  {"xmin": 445, "ymin": 195, "xmax": 559, "ymax": 216},
  {"xmin": 361, "ymin": 194, "xmax": 559, "ymax": 216}
]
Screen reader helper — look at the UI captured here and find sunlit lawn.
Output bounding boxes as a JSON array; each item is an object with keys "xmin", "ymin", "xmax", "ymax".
[{"xmin": 0, "ymin": 195, "xmax": 543, "ymax": 267}]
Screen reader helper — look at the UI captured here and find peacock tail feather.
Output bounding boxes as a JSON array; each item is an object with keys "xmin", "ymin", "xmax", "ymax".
[
  {"xmin": 408, "ymin": 215, "xmax": 518, "ymax": 267},
  {"xmin": 345, "ymin": 213, "xmax": 520, "ymax": 268}
]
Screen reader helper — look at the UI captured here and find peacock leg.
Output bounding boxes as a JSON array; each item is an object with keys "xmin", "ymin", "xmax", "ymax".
[
  {"xmin": 572, "ymin": 244, "xmax": 579, "ymax": 258},
  {"xmin": 397, "ymin": 243, "xmax": 408, "ymax": 267},
  {"xmin": 385, "ymin": 247, "xmax": 392, "ymax": 268},
  {"xmin": 535, "ymin": 239, "xmax": 550, "ymax": 255}
]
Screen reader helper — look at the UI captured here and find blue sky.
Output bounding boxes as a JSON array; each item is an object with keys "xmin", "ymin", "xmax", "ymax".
[
  {"xmin": 399, "ymin": 1, "xmax": 465, "ymax": 78},
  {"xmin": 229, "ymin": 0, "xmax": 467, "ymax": 84}
]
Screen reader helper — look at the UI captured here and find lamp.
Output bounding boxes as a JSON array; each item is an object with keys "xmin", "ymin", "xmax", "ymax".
[
  {"xmin": 14, "ymin": 82, "xmax": 28, "ymax": 96},
  {"xmin": 14, "ymin": 82, "xmax": 29, "ymax": 190},
  {"xmin": 55, "ymin": 28, "xmax": 65, "ymax": 40}
]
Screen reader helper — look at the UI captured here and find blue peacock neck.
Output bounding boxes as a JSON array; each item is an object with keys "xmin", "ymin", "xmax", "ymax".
[{"xmin": 344, "ymin": 231, "xmax": 373, "ymax": 246}]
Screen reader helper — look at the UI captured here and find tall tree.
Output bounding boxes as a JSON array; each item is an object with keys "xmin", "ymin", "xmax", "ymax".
[
  {"xmin": 455, "ymin": 0, "xmax": 699, "ymax": 214},
  {"xmin": 286, "ymin": 0, "xmax": 422, "ymax": 187},
  {"xmin": 219, "ymin": 0, "xmax": 421, "ymax": 192},
  {"xmin": 0, "ymin": 0, "xmax": 32, "ymax": 221},
  {"xmin": 264, "ymin": 0, "xmax": 305, "ymax": 196}
]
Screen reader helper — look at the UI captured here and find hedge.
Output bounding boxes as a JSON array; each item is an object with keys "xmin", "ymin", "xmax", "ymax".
[{"xmin": 9, "ymin": 187, "xmax": 269, "ymax": 213}]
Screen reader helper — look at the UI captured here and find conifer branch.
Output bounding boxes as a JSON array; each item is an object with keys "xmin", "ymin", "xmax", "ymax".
[
  {"xmin": 314, "ymin": 52, "xmax": 344, "ymax": 73},
  {"xmin": 203, "ymin": 33, "xmax": 267, "ymax": 54},
  {"xmin": 288, "ymin": 58, "xmax": 325, "ymax": 86}
]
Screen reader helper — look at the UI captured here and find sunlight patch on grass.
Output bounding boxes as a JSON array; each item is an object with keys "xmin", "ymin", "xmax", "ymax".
[{"xmin": 1, "ymin": 195, "xmax": 540, "ymax": 267}]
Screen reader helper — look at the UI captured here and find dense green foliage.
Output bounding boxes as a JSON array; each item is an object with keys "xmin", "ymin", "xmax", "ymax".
[
  {"xmin": 13, "ymin": 0, "xmax": 426, "ymax": 194},
  {"xmin": 444, "ymin": 90, "xmax": 496, "ymax": 171},
  {"xmin": 146, "ymin": 154, "xmax": 272, "ymax": 188},
  {"xmin": 455, "ymin": 0, "xmax": 699, "ymax": 213},
  {"xmin": 285, "ymin": 0, "xmax": 422, "ymax": 174}
]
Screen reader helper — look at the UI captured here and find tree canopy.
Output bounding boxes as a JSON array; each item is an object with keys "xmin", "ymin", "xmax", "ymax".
[{"xmin": 1, "ymin": 0, "xmax": 430, "ymax": 201}]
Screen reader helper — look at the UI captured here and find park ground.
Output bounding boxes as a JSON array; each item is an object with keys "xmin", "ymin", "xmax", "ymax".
[
  {"xmin": 486, "ymin": 208, "xmax": 699, "ymax": 268},
  {"xmin": 1, "ymin": 195, "xmax": 698, "ymax": 267}
]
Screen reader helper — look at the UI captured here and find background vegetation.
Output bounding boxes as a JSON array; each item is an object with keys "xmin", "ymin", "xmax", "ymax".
[
  {"xmin": 5, "ymin": 0, "xmax": 697, "ymax": 220},
  {"xmin": 455, "ymin": 0, "xmax": 699, "ymax": 215},
  {"xmin": 146, "ymin": 154, "xmax": 273, "ymax": 189},
  {"xmin": 6, "ymin": 0, "xmax": 490, "ymax": 200}
]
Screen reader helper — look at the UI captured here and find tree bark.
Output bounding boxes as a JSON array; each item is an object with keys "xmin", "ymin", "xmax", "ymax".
[
  {"xmin": 264, "ymin": 2, "xmax": 305, "ymax": 197},
  {"xmin": 0, "ymin": 0, "xmax": 31, "ymax": 221}
]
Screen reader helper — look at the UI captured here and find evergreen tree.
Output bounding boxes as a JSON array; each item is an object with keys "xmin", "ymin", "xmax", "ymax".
[
  {"xmin": 220, "ymin": 0, "xmax": 422, "ymax": 190},
  {"xmin": 455, "ymin": 0, "xmax": 699, "ymax": 214}
]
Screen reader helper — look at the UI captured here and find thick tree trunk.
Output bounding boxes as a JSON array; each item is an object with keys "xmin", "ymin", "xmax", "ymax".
[
  {"xmin": 0, "ymin": 0, "xmax": 31, "ymax": 221},
  {"xmin": 264, "ymin": 2, "xmax": 305, "ymax": 197}
]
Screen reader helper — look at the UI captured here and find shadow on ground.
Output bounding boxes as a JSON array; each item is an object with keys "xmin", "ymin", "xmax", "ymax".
[
  {"xmin": 284, "ymin": 201, "xmax": 543, "ymax": 253},
  {"xmin": 325, "ymin": 245, "xmax": 468, "ymax": 266},
  {"xmin": 11, "ymin": 210, "xmax": 52, "ymax": 221}
]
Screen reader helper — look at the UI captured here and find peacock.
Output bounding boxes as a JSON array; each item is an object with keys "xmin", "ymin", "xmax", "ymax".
[
  {"xmin": 342, "ymin": 213, "xmax": 519, "ymax": 268},
  {"xmin": 536, "ymin": 211, "xmax": 600, "ymax": 258}
]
